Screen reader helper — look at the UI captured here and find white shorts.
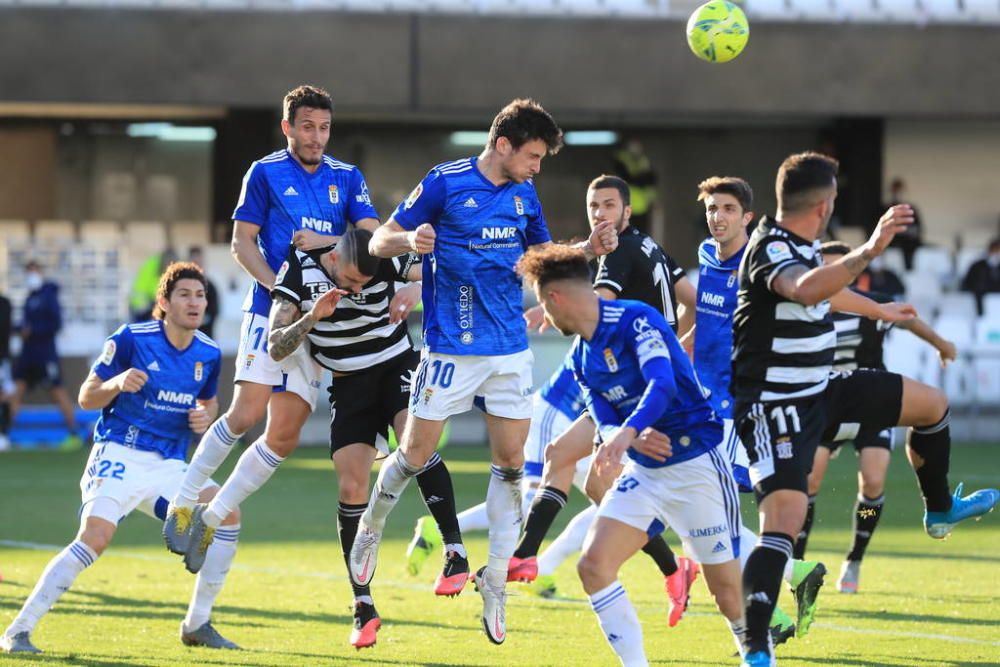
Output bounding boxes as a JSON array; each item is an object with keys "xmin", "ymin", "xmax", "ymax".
[
  {"xmin": 597, "ymin": 444, "xmax": 742, "ymax": 565},
  {"xmin": 523, "ymin": 396, "xmax": 590, "ymax": 494},
  {"xmin": 79, "ymin": 441, "xmax": 216, "ymax": 523},
  {"xmin": 409, "ymin": 349, "xmax": 534, "ymax": 421},
  {"xmin": 234, "ymin": 311, "xmax": 323, "ymax": 409}
]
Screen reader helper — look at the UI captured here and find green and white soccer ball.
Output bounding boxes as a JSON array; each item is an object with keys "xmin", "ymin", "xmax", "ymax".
[{"xmin": 686, "ymin": 1, "xmax": 750, "ymax": 64}]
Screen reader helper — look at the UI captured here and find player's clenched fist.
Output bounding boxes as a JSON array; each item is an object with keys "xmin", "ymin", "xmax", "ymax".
[
  {"xmin": 589, "ymin": 219, "xmax": 619, "ymax": 257},
  {"xmin": 188, "ymin": 405, "xmax": 211, "ymax": 434},
  {"xmin": 115, "ymin": 368, "xmax": 148, "ymax": 393},
  {"xmin": 409, "ymin": 223, "xmax": 436, "ymax": 254},
  {"xmin": 631, "ymin": 428, "xmax": 672, "ymax": 462},
  {"xmin": 309, "ymin": 287, "xmax": 349, "ymax": 321}
]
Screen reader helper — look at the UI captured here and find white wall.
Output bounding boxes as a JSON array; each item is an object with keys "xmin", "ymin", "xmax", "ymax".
[{"xmin": 884, "ymin": 120, "xmax": 1000, "ymax": 248}]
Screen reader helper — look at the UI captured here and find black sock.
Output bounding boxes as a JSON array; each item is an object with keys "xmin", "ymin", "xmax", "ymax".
[
  {"xmin": 337, "ymin": 502, "xmax": 371, "ymax": 599},
  {"xmin": 414, "ymin": 452, "xmax": 462, "ymax": 546},
  {"xmin": 0, "ymin": 401, "xmax": 9, "ymax": 435},
  {"xmin": 743, "ymin": 532, "xmax": 793, "ymax": 655},
  {"xmin": 642, "ymin": 534, "xmax": 678, "ymax": 577},
  {"xmin": 846, "ymin": 494, "xmax": 884, "ymax": 562},
  {"xmin": 513, "ymin": 486, "xmax": 567, "ymax": 559},
  {"xmin": 906, "ymin": 409, "xmax": 952, "ymax": 512},
  {"xmin": 793, "ymin": 495, "xmax": 817, "ymax": 560}
]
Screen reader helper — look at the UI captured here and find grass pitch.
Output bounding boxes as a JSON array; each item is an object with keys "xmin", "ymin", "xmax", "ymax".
[{"xmin": 1, "ymin": 442, "xmax": 998, "ymax": 666}]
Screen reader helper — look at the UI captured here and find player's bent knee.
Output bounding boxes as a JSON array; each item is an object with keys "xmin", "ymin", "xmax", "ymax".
[
  {"xmin": 337, "ymin": 474, "xmax": 369, "ymax": 504},
  {"xmin": 78, "ymin": 519, "xmax": 116, "ymax": 555},
  {"xmin": 576, "ymin": 550, "xmax": 611, "ymax": 591}
]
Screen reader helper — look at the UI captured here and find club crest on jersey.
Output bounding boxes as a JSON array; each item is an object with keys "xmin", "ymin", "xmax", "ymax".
[
  {"xmin": 328, "ymin": 185, "xmax": 339, "ymax": 204},
  {"xmin": 194, "ymin": 361, "xmax": 203, "ymax": 382},
  {"xmin": 603, "ymin": 348, "xmax": 618, "ymax": 372},
  {"xmin": 404, "ymin": 183, "xmax": 423, "ymax": 210},
  {"xmin": 513, "ymin": 196, "xmax": 524, "ymax": 216}
]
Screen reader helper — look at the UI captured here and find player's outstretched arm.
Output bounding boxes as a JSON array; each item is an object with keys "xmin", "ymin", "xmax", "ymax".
[
  {"xmin": 370, "ymin": 219, "xmax": 435, "ymax": 258},
  {"xmin": 829, "ymin": 288, "xmax": 916, "ymax": 323},
  {"xmin": 78, "ymin": 368, "xmax": 148, "ymax": 410},
  {"xmin": 232, "ymin": 220, "xmax": 277, "ymax": 290},
  {"xmin": 898, "ymin": 317, "xmax": 958, "ymax": 367},
  {"xmin": 771, "ymin": 206, "xmax": 913, "ymax": 306}
]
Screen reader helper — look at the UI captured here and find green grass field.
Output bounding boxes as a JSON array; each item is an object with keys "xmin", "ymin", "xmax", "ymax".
[{"xmin": 1, "ymin": 442, "xmax": 998, "ymax": 666}]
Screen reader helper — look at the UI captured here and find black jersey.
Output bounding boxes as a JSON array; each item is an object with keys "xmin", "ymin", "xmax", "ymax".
[
  {"xmin": 731, "ymin": 217, "xmax": 836, "ymax": 402},
  {"xmin": 593, "ymin": 225, "xmax": 686, "ymax": 331},
  {"xmin": 832, "ymin": 287, "xmax": 894, "ymax": 372},
  {"xmin": 272, "ymin": 244, "xmax": 419, "ymax": 373}
]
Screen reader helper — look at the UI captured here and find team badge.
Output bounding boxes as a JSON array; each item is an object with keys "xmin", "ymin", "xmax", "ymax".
[
  {"xmin": 727, "ymin": 271, "xmax": 737, "ymax": 289},
  {"xmin": 423, "ymin": 387, "xmax": 434, "ymax": 404},
  {"xmin": 328, "ymin": 185, "xmax": 339, "ymax": 204},
  {"xmin": 100, "ymin": 339, "xmax": 116, "ymax": 365},
  {"xmin": 245, "ymin": 354, "xmax": 255, "ymax": 369},
  {"xmin": 194, "ymin": 361, "xmax": 203, "ymax": 382},
  {"xmin": 603, "ymin": 348, "xmax": 618, "ymax": 372},
  {"xmin": 404, "ymin": 183, "xmax": 423, "ymax": 210},
  {"xmin": 513, "ymin": 196, "xmax": 524, "ymax": 216}
]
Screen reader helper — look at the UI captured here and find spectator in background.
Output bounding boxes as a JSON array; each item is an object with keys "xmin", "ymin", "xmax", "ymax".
[
  {"xmin": 188, "ymin": 246, "xmax": 219, "ymax": 338},
  {"xmin": 961, "ymin": 238, "xmax": 1000, "ymax": 315},
  {"xmin": 10, "ymin": 261, "xmax": 82, "ymax": 451},
  {"xmin": 613, "ymin": 138, "xmax": 657, "ymax": 236},
  {"xmin": 0, "ymin": 288, "xmax": 12, "ymax": 451},
  {"xmin": 858, "ymin": 256, "xmax": 906, "ymax": 298},
  {"xmin": 884, "ymin": 177, "xmax": 923, "ymax": 269},
  {"xmin": 130, "ymin": 247, "xmax": 177, "ymax": 321}
]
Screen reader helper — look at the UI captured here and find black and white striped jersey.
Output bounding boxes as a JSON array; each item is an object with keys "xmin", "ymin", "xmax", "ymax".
[
  {"xmin": 731, "ymin": 217, "xmax": 836, "ymax": 402},
  {"xmin": 272, "ymin": 245, "xmax": 419, "ymax": 373},
  {"xmin": 593, "ymin": 225, "xmax": 686, "ymax": 331},
  {"xmin": 832, "ymin": 287, "xmax": 893, "ymax": 372}
]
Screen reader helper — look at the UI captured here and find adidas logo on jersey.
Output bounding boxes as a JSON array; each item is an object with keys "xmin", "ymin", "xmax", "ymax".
[
  {"xmin": 463, "ymin": 197, "xmax": 478, "ymax": 208},
  {"xmin": 283, "ymin": 186, "xmax": 299, "ymax": 196},
  {"xmin": 146, "ymin": 360, "xmax": 161, "ymax": 371},
  {"xmin": 711, "ymin": 541, "xmax": 727, "ymax": 554}
]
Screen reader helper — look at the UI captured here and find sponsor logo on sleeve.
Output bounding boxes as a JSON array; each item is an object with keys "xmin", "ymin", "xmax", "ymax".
[
  {"xmin": 100, "ymin": 339, "xmax": 116, "ymax": 365},
  {"xmin": 404, "ymin": 183, "xmax": 423, "ymax": 210},
  {"xmin": 275, "ymin": 261, "xmax": 289, "ymax": 285},
  {"xmin": 766, "ymin": 241, "xmax": 793, "ymax": 263}
]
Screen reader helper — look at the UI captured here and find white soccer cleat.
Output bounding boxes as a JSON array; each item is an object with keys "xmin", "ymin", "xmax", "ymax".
[
  {"xmin": 349, "ymin": 526, "xmax": 382, "ymax": 587},
  {"xmin": 474, "ymin": 566, "xmax": 507, "ymax": 645}
]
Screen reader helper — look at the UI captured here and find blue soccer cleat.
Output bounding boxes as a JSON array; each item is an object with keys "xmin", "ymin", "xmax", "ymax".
[
  {"xmin": 924, "ymin": 483, "xmax": 1000, "ymax": 539},
  {"xmin": 741, "ymin": 650, "xmax": 772, "ymax": 667}
]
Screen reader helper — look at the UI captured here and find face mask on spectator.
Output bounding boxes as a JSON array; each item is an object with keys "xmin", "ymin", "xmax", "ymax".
[{"xmin": 25, "ymin": 271, "xmax": 43, "ymax": 291}]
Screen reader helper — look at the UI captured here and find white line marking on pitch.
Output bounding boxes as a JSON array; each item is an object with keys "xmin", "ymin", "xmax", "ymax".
[{"xmin": 3, "ymin": 540, "xmax": 998, "ymax": 648}]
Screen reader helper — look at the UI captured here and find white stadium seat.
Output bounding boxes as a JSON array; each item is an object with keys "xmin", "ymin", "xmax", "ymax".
[
  {"xmin": 170, "ymin": 221, "xmax": 212, "ymax": 247},
  {"xmin": 964, "ymin": 0, "xmax": 1000, "ymax": 22},
  {"xmin": 936, "ymin": 292, "xmax": 978, "ymax": 319},
  {"xmin": 902, "ymin": 270, "xmax": 942, "ymax": 300},
  {"xmin": 912, "ymin": 246, "xmax": 953, "ymax": 280},
  {"xmin": 880, "ymin": 248, "xmax": 907, "ymax": 275},
  {"xmin": 883, "ymin": 329, "xmax": 927, "ymax": 379},
  {"xmin": 80, "ymin": 221, "xmax": 123, "ymax": 245},
  {"xmin": 933, "ymin": 314, "xmax": 975, "ymax": 347},
  {"xmin": 34, "ymin": 219, "xmax": 77, "ymax": 243},
  {"xmin": 0, "ymin": 220, "xmax": 32, "ymax": 243},
  {"xmin": 125, "ymin": 221, "xmax": 169, "ymax": 254},
  {"xmin": 982, "ymin": 293, "xmax": 1000, "ymax": 319}
]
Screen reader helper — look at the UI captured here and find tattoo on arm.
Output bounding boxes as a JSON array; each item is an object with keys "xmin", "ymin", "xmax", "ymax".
[
  {"xmin": 267, "ymin": 297, "xmax": 315, "ymax": 361},
  {"xmin": 840, "ymin": 247, "xmax": 874, "ymax": 278},
  {"xmin": 573, "ymin": 239, "xmax": 597, "ymax": 261}
]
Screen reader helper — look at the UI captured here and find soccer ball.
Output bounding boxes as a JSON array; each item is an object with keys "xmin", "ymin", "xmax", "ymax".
[{"xmin": 686, "ymin": 1, "xmax": 750, "ymax": 64}]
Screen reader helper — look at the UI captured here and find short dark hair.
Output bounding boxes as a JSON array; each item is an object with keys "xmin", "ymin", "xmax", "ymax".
[
  {"xmin": 336, "ymin": 228, "xmax": 381, "ymax": 277},
  {"xmin": 283, "ymin": 85, "xmax": 334, "ymax": 125},
  {"xmin": 516, "ymin": 245, "xmax": 590, "ymax": 289},
  {"xmin": 776, "ymin": 152, "xmax": 839, "ymax": 214},
  {"xmin": 588, "ymin": 174, "xmax": 630, "ymax": 207},
  {"xmin": 488, "ymin": 98, "xmax": 563, "ymax": 155},
  {"xmin": 697, "ymin": 176, "xmax": 754, "ymax": 213},
  {"xmin": 820, "ymin": 241, "xmax": 852, "ymax": 256},
  {"xmin": 154, "ymin": 261, "xmax": 206, "ymax": 320}
]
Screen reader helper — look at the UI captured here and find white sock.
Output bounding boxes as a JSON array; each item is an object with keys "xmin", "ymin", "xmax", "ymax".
[
  {"xmin": 589, "ymin": 581, "xmax": 648, "ymax": 667},
  {"xmin": 363, "ymin": 449, "xmax": 421, "ymax": 533},
  {"xmin": 457, "ymin": 502, "xmax": 490, "ymax": 533},
  {"xmin": 538, "ymin": 504, "xmax": 598, "ymax": 576},
  {"xmin": 184, "ymin": 524, "xmax": 240, "ymax": 630},
  {"xmin": 739, "ymin": 522, "xmax": 758, "ymax": 572},
  {"xmin": 6, "ymin": 540, "xmax": 97, "ymax": 636},
  {"xmin": 174, "ymin": 418, "xmax": 241, "ymax": 509},
  {"xmin": 204, "ymin": 440, "xmax": 284, "ymax": 528},
  {"xmin": 485, "ymin": 465, "xmax": 523, "ymax": 585},
  {"xmin": 729, "ymin": 617, "xmax": 748, "ymax": 658},
  {"xmin": 444, "ymin": 543, "xmax": 468, "ymax": 559},
  {"xmin": 783, "ymin": 558, "xmax": 795, "ymax": 585}
]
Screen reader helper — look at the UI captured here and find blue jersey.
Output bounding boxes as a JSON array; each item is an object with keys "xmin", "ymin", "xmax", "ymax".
[
  {"xmin": 233, "ymin": 149, "xmax": 379, "ymax": 315},
  {"xmin": 392, "ymin": 157, "xmax": 551, "ymax": 355},
  {"xmin": 570, "ymin": 299, "xmax": 721, "ymax": 469},
  {"xmin": 91, "ymin": 321, "xmax": 222, "ymax": 461},
  {"xmin": 693, "ymin": 239, "xmax": 745, "ymax": 418},
  {"xmin": 539, "ymin": 357, "xmax": 585, "ymax": 421}
]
